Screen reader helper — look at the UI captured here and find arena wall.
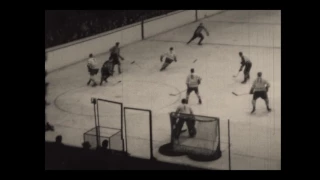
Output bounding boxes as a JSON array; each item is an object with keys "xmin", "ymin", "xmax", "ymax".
[{"xmin": 45, "ymin": 10, "xmax": 224, "ymax": 73}]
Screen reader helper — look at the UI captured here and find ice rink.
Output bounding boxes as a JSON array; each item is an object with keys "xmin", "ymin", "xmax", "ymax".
[{"xmin": 45, "ymin": 10, "xmax": 281, "ymax": 170}]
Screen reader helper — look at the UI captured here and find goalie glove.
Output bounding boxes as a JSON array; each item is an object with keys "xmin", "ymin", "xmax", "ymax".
[{"xmin": 250, "ymin": 88, "xmax": 254, "ymax": 94}]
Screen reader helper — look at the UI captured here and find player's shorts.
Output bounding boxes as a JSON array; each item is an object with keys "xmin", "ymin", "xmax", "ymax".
[
  {"xmin": 165, "ymin": 58, "xmax": 174, "ymax": 64},
  {"xmin": 193, "ymin": 33, "xmax": 204, "ymax": 39},
  {"xmin": 89, "ymin": 68, "xmax": 99, "ymax": 75},
  {"xmin": 187, "ymin": 87, "xmax": 199, "ymax": 94},
  {"xmin": 244, "ymin": 62, "xmax": 252, "ymax": 74},
  {"xmin": 110, "ymin": 53, "xmax": 120, "ymax": 64},
  {"xmin": 253, "ymin": 91, "xmax": 268, "ymax": 100}
]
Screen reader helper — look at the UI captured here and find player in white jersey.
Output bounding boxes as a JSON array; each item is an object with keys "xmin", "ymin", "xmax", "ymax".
[
  {"xmin": 172, "ymin": 99, "xmax": 197, "ymax": 144},
  {"xmin": 186, "ymin": 68, "xmax": 202, "ymax": 104},
  {"xmin": 87, "ymin": 54, "xmax": 99, "ymax": 87},
  {"xmin": 160, "ymin": 47, "xmax": 177, "ymax": 71},
  {"xmin": 249, "ymin": 72, "xmax": 271, "ymax": 113}
]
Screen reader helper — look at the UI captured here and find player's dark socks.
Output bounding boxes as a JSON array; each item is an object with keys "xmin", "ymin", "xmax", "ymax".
[
  {"xmin": 267, "ymin": 107, "xmax": 272, "ymax": 112},
  {"xmin": 92, "ymin": 82, "xmax": 98, "ymax": 87},
  {"xmin": 189, "ymin": 128, "xmax": 197, "ymax": 138},
  {"xmin": 251, "ymin": 107, "xmax": 256, "ymax": 114},
  {"xmin": 199, "ymin": 99, "xmax": 202, "ymax": 104},
  {"xmin": 241, "ymin": 80, "xmax": 247, "ymax": 84},
  {"xmin": 87, "ymin": 79, "xmax": 91, "ymax": 85}
]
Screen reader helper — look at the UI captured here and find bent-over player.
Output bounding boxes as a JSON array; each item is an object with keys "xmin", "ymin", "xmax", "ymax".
[
  {"xmin": 160, "ymin": 47, "xmax": 177, "ymax": 71},
  {"xmin": 172, "ymin": 99, "xmax": 197, "ymax": 144},
  {"xmin": 250, "ymin": 72, "xmax": 271, "ymax": 113},
  {"xmin": 87, "ymin": 54, "xmax": 99, "ymax": 87},
  {"xmin": 186, "ymin": 68, "xmax": 202, "ymax": 104},
  {"xmin": 109, "ymin": 42, "xmax": 124, "ymax": 74},
  {"xmin": 100, "ymin": 59, "xmax": 114, "ymax": 85},
  {"xmin": 238, "ymin": 52, "xmax": 252, "ymax": 84},
  {"xmin": 186, "ymin": 23, "xmax": 209, "ymax": 45}
]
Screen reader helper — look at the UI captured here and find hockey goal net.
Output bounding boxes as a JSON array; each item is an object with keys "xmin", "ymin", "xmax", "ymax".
[{"xmin": 159, "ymin": 112, "xmax": 221, "ymax": 161}]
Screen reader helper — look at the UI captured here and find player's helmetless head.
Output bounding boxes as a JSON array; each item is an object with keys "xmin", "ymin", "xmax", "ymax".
[
  {"xmin": 170, "ymin": 47, "xmax": 173, "ymax": 51},
  {"xmin": 116, "ymin": 42, "xmax": 120, "ymax": 46},
  {"xmin": 89, "ymin": 54, "xmax": 93, "ymax": 58},
  {"xmin": 258, "ymin": 72, "xmax": 262, "ymax": 77},
  {"xmin": 182, "ymin": 99, "xmax": 187, "ymax": 104},
  {"xmin": 239, "ymin": 52, "xmax": 243, "ymax": 56},
  {"xmin": 191, "ymin": 68, "xmax": 194, "ymax": 73}
]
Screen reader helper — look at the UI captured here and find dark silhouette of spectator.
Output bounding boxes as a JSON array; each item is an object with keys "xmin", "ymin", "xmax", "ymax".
[
  {"xmin": 97, "ymin": 140, "xmax": 111, "ymax": 155},
  {"xmin": 82, "ymin": 141, "xmax": 91, "ymax": 150}
]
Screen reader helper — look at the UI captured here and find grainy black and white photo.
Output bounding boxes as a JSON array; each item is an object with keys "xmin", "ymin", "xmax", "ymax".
[{"xmin": 45, "ymin": 10, "xmax": 281, "ymax": 170}]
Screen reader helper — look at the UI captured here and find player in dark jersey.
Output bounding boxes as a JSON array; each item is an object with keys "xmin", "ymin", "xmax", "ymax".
[
  {"xmin": 238, "ymin": 52, "xmax": 252, "ymax": 84},
  {"xmin": 100, "ymin": 59, "xmax": 114, "ymax": 85},
  {"xmin": 186, "ymin": 23, "xmax": 209, "ymax": 45},
  {"xmin": 109, "ymin": 42, "xmax": 125, "ymax": 74}
]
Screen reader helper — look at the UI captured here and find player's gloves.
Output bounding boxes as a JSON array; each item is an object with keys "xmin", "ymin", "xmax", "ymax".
[
  {"xmin": 266, "ymin": 87, "xmax": 269, "ymax": 92},
  {"xmin": 198, "ymin": 79, "xmax": 201, "ymax": 85},
  {"xmin": 250, "ymin": 88, "xmax": 254, "ymax": 94}
]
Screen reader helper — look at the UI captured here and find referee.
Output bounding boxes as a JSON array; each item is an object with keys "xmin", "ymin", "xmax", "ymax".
[{"xmin": 250, "ymin": 72, "xmax": 271, "ymax": 113}]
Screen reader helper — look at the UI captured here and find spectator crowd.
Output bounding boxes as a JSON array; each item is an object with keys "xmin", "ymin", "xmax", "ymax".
[{"xmin": 45, "ymin": 10, "xmax": 175, "ymax": 48}]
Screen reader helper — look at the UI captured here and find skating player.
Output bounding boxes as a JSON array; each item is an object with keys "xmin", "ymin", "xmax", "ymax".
[
  {"xmin": 109, "ymin": 42, "xmax": 125, "ymax": 74},
  {"xmin": 100, "ymin": 59, "xmax": 114, "ymax": 85},
  {"xmin": 160, "ymin": 47, "xmax": 177, "ymax": 71},
  {"xmin": 238, "ymin": 52, "xmax": 252, "ymax": 84},
  {"xmin": 186, "ymin": 68, "xmax": 202, "ymax": 104},
  {"xmin": 186, "ymin": 23, "xmax": 209, "ymax": 45},
  {"xmin": 87, "ymin": 54, "xmax": 99, "ymax": 87},
  {"xmin": 172, "ymin": 99, "xmax": 197, "ymax": 144},
  {"xmin": 249, "ymin": 72, "xmax": 271, "ymax": 113}
]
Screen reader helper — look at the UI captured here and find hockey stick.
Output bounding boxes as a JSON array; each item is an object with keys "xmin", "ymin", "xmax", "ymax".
[
  {"xmin": 232, "ymin": 92, "xmax": 249, "ymax": 96},
  {"xmin": 233, "ymin": 71, "xmax": 240, "ymax": 78},
  {"xmin": 113, "ymin": 80, "xmax": 122, "ymax": 86},
  {"xmin": 169, "ymin": 89, "xmax": 187, "ymax": 96},
  {"xmin": 131, "ymin": 61, "xmax": 141, "ymax": 68}
]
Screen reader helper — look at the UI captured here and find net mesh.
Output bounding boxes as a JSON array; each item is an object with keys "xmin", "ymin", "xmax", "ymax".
[
  {"xmin": 167, "ymin": 112, "xmax": 221, "ymax": 161},
  {"xmin": 83, "ymin": 127, "xmax": 123, "ymax": 151}
]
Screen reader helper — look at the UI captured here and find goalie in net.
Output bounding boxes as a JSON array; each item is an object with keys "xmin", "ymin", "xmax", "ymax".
[{"xmin": 167, "ymin": 99, "xmax": 222, "ymax": 161}]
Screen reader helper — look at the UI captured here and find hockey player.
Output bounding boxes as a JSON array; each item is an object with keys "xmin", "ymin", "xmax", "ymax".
[
  {"xmin": 160, "ymin": 47, "xmax": 177, "ymax": 71},
  {"xmin": 172, "ymin": 99, "xmax": 197, "ymax": 144},
  {"xmin": 87, "ymin": 54, "xmax": 99, "ymax": 87},
  {"xmin": 109, "ymin": 42, "xmax": 125, "ymax": 74},
  {"xmin": 238, "ymin": 52, "xmax": 252, "ymax": 84},
  {"xmin": 100, "ymin": 59, "xmax": 114, "ymax": 86},
  {"xmin": 186, "ymin": 68, "xmax": 202, "ymax": 104},
  {"xmin": 249, "ymin": 72, "xmax": 271, "ymax": 113},
  {"xmin": 186, "ymin": 23, "xmax": 209, "ymax": 45}
]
